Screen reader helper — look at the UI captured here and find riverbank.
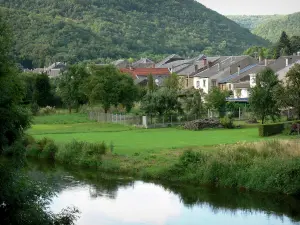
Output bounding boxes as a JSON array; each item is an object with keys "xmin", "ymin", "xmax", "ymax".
[{"xmin": 21, "ymin": 135, "xmax": 300, "ymax": 196}]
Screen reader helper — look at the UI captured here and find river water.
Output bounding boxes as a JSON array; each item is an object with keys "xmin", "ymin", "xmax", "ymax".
[{"xmin": 27, "ymin": 162, "xmax": 300, "ymax": 225}]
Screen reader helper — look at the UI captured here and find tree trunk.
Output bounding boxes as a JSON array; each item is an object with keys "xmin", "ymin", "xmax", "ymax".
[
  {"xmin": 68, "ymin": 106, "xmax": 72, "ymax": 114},
  {"xmin": 261, "ymin": 115, "xmax": 265, "ymax": 124},
  {"xmin": 104, "ymin": 108, "xmax": 108, "ymax": 121}
]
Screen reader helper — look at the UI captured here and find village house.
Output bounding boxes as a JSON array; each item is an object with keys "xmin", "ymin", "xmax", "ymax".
[
  {"xmin": 155, "ymin": 54, "xmax": 220, "ymax": 89},
  {"xmin": 192, "ymin": 56, "xmax": 257, "ymax": 94},
  {"xmin": 32, "ymin": 62, "xmax": 67, "ymax": 78},
  {"xmin": 120, "ymin": 67, "xmax": 171, "ymax": 86},
  {"xmin": 226, "ymin": 55, "xmax": 300, "ymax": 100}
]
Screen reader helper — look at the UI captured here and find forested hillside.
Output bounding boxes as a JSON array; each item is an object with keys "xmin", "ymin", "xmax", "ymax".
[
  {"xmin": 0, "ymin": 0, "xmax": 267, "ymax": 68},
  {"xmin": 227, "ymin": 15, "xmax": 281, "ymax": 30},
  {"xmin": 253, "ymin": 12, "xmax": 300, "ymax": 43}
]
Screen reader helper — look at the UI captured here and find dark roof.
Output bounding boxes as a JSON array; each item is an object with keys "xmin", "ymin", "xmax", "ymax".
[
  {"xmin": 229, "ymin": 65, "xmax": 266, "ymax": 83},
  {"xmin": 132, "ymin": 58, "xmax": 155, "ymax": 68},
  {"xmin": 195, "ymin": 56, "xmax": 248, "ymax": 78},
  {"xmin": 155, "ymin": 54, "xmax": 184, "ymax": 67},
  {"xmin": 219, "ymin": 64, "xmax": 257, "ymax": 83},
  {"xmin": 269, "ymin": 56, "xmax": 300, "ymax": 72}
]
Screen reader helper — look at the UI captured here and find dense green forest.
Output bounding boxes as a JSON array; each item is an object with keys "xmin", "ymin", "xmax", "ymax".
[
  {"xmin": 253, "ymin": 12, "xmax": 300, "ymax": 43},
  {"xmin": 0, "ymin": 0, "xmax": 267, "ymax": 68},
  {"xmin": 227, "ymin": 15, "xmax": 281, "ymax": 31}
]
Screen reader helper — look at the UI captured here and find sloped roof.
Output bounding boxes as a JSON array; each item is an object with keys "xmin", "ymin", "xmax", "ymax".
[
  {"xmin": 219, "ymin": 64, "xmax": 258, "ymax": 84},
  {"xmin": 133, "ymin": 58, "xmax": 154, "ymax": 64},
  {"xmin": 229, "ymin": 65, "xmax": 266, "ymax": 83},
  {"xmin": 155, "ymin": 54, "xmax": 184, "ymax": 67},
  {"xmin": 120, "ymin": 68, "xmax": 170, "ymax": 79}
]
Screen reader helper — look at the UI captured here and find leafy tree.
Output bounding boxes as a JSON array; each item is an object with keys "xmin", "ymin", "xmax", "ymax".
[
  {"xmin": 290, "ymin": 36, "xmax": 300, "ymax": 54},
  {"xmin": 164, "ymin": 73, "xmax": 180, "ymax": 90},
  {"xmin": 205, "ymin": 87, "xmax": 227, "ymax": 117},
  {"xmin": 147, "ymin": 74, "xmax": 155, "ymax": 92},
  {"xmin": 141, "ymin": 87, "xmax": 181, "ymax": 117},
  {"xmin": 85, "ymin": 65, "xmax": 137, "ymax": 113},
  {"xmin": 181, "ymin": 89, "xmax": 205, "ymax": 118},
  {"xmin": 285, "ymin": 63, "xmax": 300, "ymax": 119},
  {"xmin": 0, "ymin": 14, "xmax": 30, "ymax": 150},
  {"xmin": 274, "ymin": 31, "xmax": 292, "ymax": 58},
  {"xmin": 57, "ymin": 63, "xmax": 89, "ymax": 113},
  {"xmin": 33, "ymin": 73, "xmax": 53, "ymax": 107},
  {"xmin": 249, "ymin": 68, "xmax": 280, "ymax": 124}
]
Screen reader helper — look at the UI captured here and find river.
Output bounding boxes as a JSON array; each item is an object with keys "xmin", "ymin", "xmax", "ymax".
[{"xmin": 26, "ymin": 161, "xmax": 300, "ymax": 225}]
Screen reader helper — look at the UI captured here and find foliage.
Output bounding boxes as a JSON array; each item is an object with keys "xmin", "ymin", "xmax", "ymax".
[
  {"xmin": 249, "ymin": 68, "xmax": 280, "ymax": 124},
  {"xmin": 0, "ymin": 13, "xmax": 31, "ymax": 151},
  {"xmin": 159, "ymin": 140, "xmax": 300, "ymax": 195},
  {"xmin": 56, "ymin": 140, "xmax": 107, "ymax": 168},
  {"xmin": 141, "ymin": 87, "xmax": 182, "ymax": 117},
  {"xmin": 258, "ymin": 123, "xmax": 285, "ymax": 137},
  {"xmin": 285, "ymin": 63, "xmax": 300, "ymax": 119},
  {"xmin": 220, "ymin": 116, "xmax": 234, "ymax": 129},
  {"xmin": 56, "ymin": 63, "xmax": 89, "ymax": 113},
  {"xmin": 33, "ymin": 73, "xmax": 53, "ymax": 107},
  {"xmin": 183, "ymin": 118, "xmax": 221, "ymax": 130},
  {"xmin": 39, "ymin": 106, "xmax": 56, "ymax": 116},
  {"xmin": 274, "ymin": 31, "xmax": 292, "ymax": 58},
  {"xmin": 205, "ymin": 87, "xmax": 227, "ymax": 117},
  {"xmin": 227, "ymin": 15, "xmax": 281, "ymax": 31},
  {"xmin": 0, "ymin": 0, "xmax": 267, "ymax": 67},
  {"xmin": 84, "ymin": 65, "xmax": 138, "ymax": 113},
  {"xmin": 164, "ymin": 73, "xmax": 181, "ymax": 90},
  {"xmin": 147, "ymin": 74, "xmax": 155, "ymax": 92},
  {"xmin": 33, "ymin": 113, "xmax": 92, "ymax": 124},
  {"xmin": 181, "ymin": 89, "xmax": 205, "ymax": 118},
  {"xmin": 253, "ymin": 12, "xmax": 300, "ymax": 43}
]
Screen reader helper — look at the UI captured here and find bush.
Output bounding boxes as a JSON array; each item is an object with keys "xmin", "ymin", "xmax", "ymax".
[
  {"xmin": 40, "ymin": 140, "xmax": 58, "ymax": 160},
  {"xmin": 259, "ymin": 123, "xmax": 285, "ymax": 137},
  {"xmin": 259, "ymin": 120, "xmax": 300, "ymax": 137},
  {"xmin": 220, "ymin": 116, "xmax": 234, "ymax": 129},
  {"xmin": 39, "ymin": 106, "xmax": 56, "ymax": 115},
  {"xmin": 56, "ymin": 140, "xmax": 107, "ymax": 168},
  {"xmin": 183, "ymin": 118, "xmax": 222, "ymax": 130}
]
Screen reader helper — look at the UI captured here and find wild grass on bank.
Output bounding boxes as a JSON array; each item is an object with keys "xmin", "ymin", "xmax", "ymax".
[{"xmin": 155, "ymin": 140, "xmax": 300, "ymax": 195}]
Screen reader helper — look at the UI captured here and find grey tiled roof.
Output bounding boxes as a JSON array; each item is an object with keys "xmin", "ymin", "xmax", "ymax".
[
  {"xmin": 229, "ymin": 65, "xmax": 266, "ymax": 83},
  {"xmin": 155, "ymin": 54, "xmax": 184, "ymax": 67}
]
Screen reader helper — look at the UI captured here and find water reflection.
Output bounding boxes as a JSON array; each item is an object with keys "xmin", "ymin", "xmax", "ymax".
[{"xmin": 26, "ymin": 160, "xmax": 300, "ymax": 225}]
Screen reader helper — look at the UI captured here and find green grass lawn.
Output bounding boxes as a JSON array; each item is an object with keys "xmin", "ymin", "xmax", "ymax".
[{"xmin": 29, "ymin": 114, "xmax": 267, "ymax": 155}]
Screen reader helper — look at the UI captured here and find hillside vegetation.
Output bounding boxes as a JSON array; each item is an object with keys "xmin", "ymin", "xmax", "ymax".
[
  {"xmin": 253, "ymin": 12, "xmax": 300, "ymax": 43},
  {"xmin": 0, "ymin": 0, "xmax": 267, "ymax": 67},
  {"xmin": 227, "ymin": 15, "xmax": 282, "ymax": 31}
]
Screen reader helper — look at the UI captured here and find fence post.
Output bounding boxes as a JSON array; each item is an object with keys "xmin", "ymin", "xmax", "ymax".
[{"xmin": 239, "ymin": 107, "xmax": 241, "ymax": 120}]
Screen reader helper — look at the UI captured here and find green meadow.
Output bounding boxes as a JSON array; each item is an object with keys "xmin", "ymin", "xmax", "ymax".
[{"xmin": 29, "ymin": 114, "xmax": 264, "ymax": 155}]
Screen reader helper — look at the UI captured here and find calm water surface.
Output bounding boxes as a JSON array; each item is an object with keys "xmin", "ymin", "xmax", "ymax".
[{"xmin": 27, "ymin": 162, "xmax": 300, "ymax": 225}]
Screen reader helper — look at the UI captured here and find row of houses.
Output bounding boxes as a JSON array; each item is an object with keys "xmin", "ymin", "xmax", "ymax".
[
  {"xmin": 118, "ymin": 53, "xmax": 300, "ymax": 102},
  {"xmin": 30, "ymin": 52, "xmax": 300, "ymax": 102}
]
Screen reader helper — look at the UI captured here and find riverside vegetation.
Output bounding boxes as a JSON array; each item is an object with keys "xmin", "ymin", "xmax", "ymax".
[{"xmin": 23, "ymin": 115, "xmax": 300, "ymax": 196}]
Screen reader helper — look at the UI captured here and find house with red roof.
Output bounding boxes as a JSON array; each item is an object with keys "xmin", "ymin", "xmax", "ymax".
[{"xmin": 120, "ymin": 67, "xmax": 171, "ymax": 86}]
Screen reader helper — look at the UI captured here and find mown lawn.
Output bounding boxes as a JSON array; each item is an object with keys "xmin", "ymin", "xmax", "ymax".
[{"xmin": 29, "ymin": 114, "xmax": 266, "ymax": 155}]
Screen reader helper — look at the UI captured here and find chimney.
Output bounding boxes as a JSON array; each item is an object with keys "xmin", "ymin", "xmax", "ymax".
[
  {"xmin": 238, "ymin": 65, "xmax": 241, "ymax": 75},
  {"xmin": 286, "ymin": 58, "xmax": 289, "ymax": 67},
  {"xmin": 203, "ymin": 58, "xmax": 207, "ymax": 65},
  {"xmin": 265, "ymin": 59, "xmax": 268, "ymax": 66},
  {"xmin": 194, "ymin": 64, "xmax": 199, "ymax": 72}
]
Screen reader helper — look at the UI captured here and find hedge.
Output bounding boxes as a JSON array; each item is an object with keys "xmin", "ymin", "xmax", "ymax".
[{"xmin": 259, "ymin": 120, "xmax": 300, "ymax": 137}]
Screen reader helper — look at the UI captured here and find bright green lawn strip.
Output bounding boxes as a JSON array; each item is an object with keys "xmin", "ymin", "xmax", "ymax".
[
  {"xmin": 33, "ymin": 113, "xmax": 92, "ymax": 124},
  {"xmin": 30, "ymin": 126, "xmax": 264, "ymax": 155}
]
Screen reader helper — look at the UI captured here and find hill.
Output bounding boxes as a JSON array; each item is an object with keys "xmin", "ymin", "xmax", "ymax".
[
  {"xmin": 0, "ymin": 0, "xmax": 267, "ymax": 67},
  {"xmin": 253, "ymin": 12, "xmax": 300, "ymax": 42},
  {"xmin": 227, "ymin": 15, "xmax": 282, "ymax": 30}
]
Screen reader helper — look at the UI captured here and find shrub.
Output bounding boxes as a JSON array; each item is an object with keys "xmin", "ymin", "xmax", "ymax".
[
  {"xmin": 220, "ymin": 116, "xmax": 234, "ymax": 129},
  {"xmin": 40, "ymin": 140, "xmax": 58, "ymax": 160},
  {"xmin": 56, "ymin": 140, "xmax": 107, "ymax": 168},
  {"xmin": 259, "ymin": 123, "xmax": 284, "ymax": 137},
  {"xmin": 183, "ymin": 118, "xmax": 222, "ymax": 130},
  {"xmin": 39, "ymin": 106, "xmax": 56, "ymax": 115}
]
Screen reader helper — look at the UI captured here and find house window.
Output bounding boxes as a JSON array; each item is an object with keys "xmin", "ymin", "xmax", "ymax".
[
  {"xmin": 228, "ymin": 84, "xmax": 232, "ymax": 90},
  {"xmin": 212, "ymin": 80, "xmax": 217, "ymax": 87},
  {"xmin": 196, "ymin": 81, "xmax": 200, "ymax": 88},
  {"xmin": 203, "ymin": 80, "xmax": 206, "ymax": 87}
]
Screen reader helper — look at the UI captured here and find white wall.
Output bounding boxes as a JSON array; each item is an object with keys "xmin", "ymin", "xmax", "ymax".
[
  {"xmin": 249, "ymin": 74, "xmax": 256, "ymax": 88},
  {"xmin": 194, "ymin": 77, "xmax": 209, "ymax": 93},
  {"xmin": 234, "ymin": 88, "xmax": 249, "ymax": 99}
]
